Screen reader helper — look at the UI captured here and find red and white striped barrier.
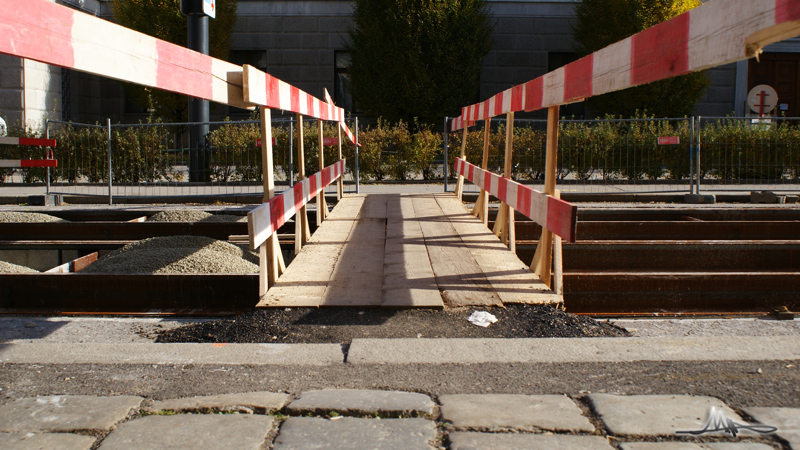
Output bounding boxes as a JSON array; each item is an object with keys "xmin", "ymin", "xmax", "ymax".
[
  {"xmin": 454, "ymin": 158, "xmax": 577, "ymax": 242},
  {"xmin": 0, "ymin": 136, "xmax": 58, "ymax": 168},
  {"xmin": 0, "ymin": 0, "xmax": 250, "ymax": 109},
  {"xmin": 248, "ymin": 159, "xmax": 345, "ymax": 249},
  {"xmin": 323, "ymin": 89, "xmax": 359, "ymax": 147},
  {"xmin": 0, "ymin": 137, "xmax": 57, "ymax": 147},
  {"xmin": 0, "ymin": 159, "xmax": 57, "ymax": 168},
  {"xmin": 452, "ymin": 0, "xmax": 800, "ymax": 130},
  {"xmin": 243, "ymin": 65, "xmax": 343, "ymax": 122}
]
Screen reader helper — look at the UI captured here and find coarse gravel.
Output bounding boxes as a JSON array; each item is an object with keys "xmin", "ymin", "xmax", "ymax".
[
  {"xmin": 0, "ymin": 211, "xmax": 66, "ymax": 222},
  {"xmin": 156, "ymin": 305, "xmax": 631, "ymax": 344},
  {"xmin": 0, "ymin": 260, "xmax": 39, "ymax": 273},
  {"xmin": 82, "ymin": 236, "xmax": 258, "ymax": 274},
  {"xmin": 146, "ymin": 210, "xmax": 246, "ymax": 222}
]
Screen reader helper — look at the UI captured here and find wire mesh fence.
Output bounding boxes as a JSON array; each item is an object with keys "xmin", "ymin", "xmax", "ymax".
[
  {"xmin": 0, "ymin": 118, "xmax": 359, "ymax": 202},
  {"xmin": 448, "ymin": 116, "xmax": 800, "ymax": 195}
]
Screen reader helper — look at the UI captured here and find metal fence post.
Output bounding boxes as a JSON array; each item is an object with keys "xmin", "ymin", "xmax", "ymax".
[
  {"xmin": 289, "ymin": 118, "xmax": 294, "ymax": 187},
  {"xmin": 689, "ymin": 116, "xmax": 695, "ymax": 195},
  {"xmin": 45, "ymin": 120, "xmax": 51, "ymax": 195},
  {"xmin": 696, "ymin": 116, "xmax": 702, "ymax": 194},
  {"xmin": 354, "ymin": 117, "xmax": 360, "ymax": 194},
  {"xmin": 443, "ymin": 116, "xmax": 449, "ymax": 192},
  {"xmin": 107, "ymin": 118, "xmax": 113, "ymax": 205}
]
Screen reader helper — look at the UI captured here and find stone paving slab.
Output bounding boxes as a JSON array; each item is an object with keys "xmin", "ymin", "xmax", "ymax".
[
  {"xmin": 619, "ymin": 443, "xmax": 777, "ymax": 450},
  {"xmin": 272, "ymin": 417, "xmax": 438, "ymax": 450},
  {"xmin": 98, "ymin": 414, "xmax": 273, "ymax": 450},
  {"xmin": 0, "ymin": 432, "xmax": 96, "ymax": 450},
  {"xmin": 589, "ymin": 394, "xmax": 743, "ymax": 437},
  {"xmin": 0, "ymin": 343, "xmax": 345, "ymax": 365},
  {"xmin": 285, "ymin": 389, "xmax": 435, "ymax": 416},
  {"xmin": 346, "ymin": 337, "xmax": 800, "ymax": 364},
  {"xmin": 148, "ymin": 391, "xmax": 290, "ymax": 414},
  {"xmin": 448, "ymin": 432, "xmax": 615, "ymax": 450},
  {"xmin": 0, "ymin": 395, "xmax": 143, "ymax": 433},
  {"xmin": 744, "ymin": 407, "xmax": 800, "ymax": 450},
  {"xmin": 439, "ymin": 394, "xmax": 593, "ymax": 432}
]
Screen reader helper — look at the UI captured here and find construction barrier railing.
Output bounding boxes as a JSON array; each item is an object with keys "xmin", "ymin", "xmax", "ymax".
[
  {"xmin": 0, "ymin": 136, "xmax": 58, "ymax": 194},
  {"xmin": 450, "ymin": 0, "xmax": 800, "ymax": 287}
]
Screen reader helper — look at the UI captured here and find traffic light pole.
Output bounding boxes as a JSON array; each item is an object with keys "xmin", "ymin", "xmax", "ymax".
[{"xmin": 187, "ymin": 12, "xmax": 209, "ymax": 182}]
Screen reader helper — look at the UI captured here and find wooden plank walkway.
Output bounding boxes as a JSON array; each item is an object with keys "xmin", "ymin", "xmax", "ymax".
[{"xmin": 256, "ymin": 193, "xmax": 561, "ymax": 308}]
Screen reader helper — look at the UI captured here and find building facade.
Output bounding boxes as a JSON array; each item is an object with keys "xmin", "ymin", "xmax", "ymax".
[{"xmin": 1, "ymin": 0, "xmax": 798, "ymax": 128}]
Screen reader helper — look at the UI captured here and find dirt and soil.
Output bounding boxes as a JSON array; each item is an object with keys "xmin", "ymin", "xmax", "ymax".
[{"xmin": 156, "ymin": 305, "xmax": 630, "ymax": 344}]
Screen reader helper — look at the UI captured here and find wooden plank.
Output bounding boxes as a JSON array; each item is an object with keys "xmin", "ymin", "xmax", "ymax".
[
  {"xmin": 451, "ymin": 0, "xmax": 800, "ymax": 129},
  {"xmin": 454, "ymin": 127, "xmax": 468, "ymax": 202},
  {"xmin": 382, "ymin": 195, "xmax": 443, "ymax": 308},
  {"xmin": 0, "ymin": 0, "xmax": 250, "ymax": 109},
  {"xmin": 435, "ymin": 194, "xmax": 560, "ymax": 305},
  {"xmin": 358, "ymin": 193, "xmax": 389, "ymax": 219},
  {"xmin": 316, "ymin": 120, "xmax": 328, "ymax": 228},
  {"xmin": 295, "ymin": 114, "xmax": 311, "ymax": 255},
  {"xmin": 321, "ymin": 216, "xmax": 386, "ymax": 306},
  {"xmin": 257, "ymin": 195, "xmax": 365, "ymax": 307},
  {"xmin": 44, "ymin": 252, "xmax": 98, "ymax": 274},
  {"xmin": 413, "ymin": 195, "xmax": 501, "ymax": 307},
  {"xmin": 535, "ymin": 106, "xmax": 560, "ymax": 287}
]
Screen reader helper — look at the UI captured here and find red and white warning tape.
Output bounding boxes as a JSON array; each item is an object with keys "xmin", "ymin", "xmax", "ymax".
[
  {"xmin": 454, "ymin": 158, "xmax": 577, "ymax": 242},
  {"xmin": 452, "ymin": 0, "xmax": 800, "ymax": 130},
  {"xmin": 248, "ymin": 159, "xmax": 345, "ymax": 249}
]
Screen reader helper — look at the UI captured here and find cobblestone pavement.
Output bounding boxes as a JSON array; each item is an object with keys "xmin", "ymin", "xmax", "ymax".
[{"xmin": 0, "ymin": 391, "xmax": 797, "ymax": 449}]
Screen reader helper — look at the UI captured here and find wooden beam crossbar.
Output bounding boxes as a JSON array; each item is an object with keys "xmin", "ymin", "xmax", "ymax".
[
  {"xmin": 454, "ymin": 157, "xmax": 577, "ymax": 243},
  {"xmin": 450, "ymin": 0, "xmax": 800, "ymax": 130},
  {"xmin": 248, "ymin": 159, "xmax": 346, "ymax": 251}
]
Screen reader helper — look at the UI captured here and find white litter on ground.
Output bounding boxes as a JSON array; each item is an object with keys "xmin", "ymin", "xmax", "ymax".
[{"xmin": 468, "ymin": 311, "xmax": 498, "ymax": 328}]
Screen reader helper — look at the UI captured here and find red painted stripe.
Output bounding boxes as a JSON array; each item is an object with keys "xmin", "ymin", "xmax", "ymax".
[
  {"xmin": 17, "ymin": 138, "xmax": 57, "ymax": 147},
  {"xmin": 293, "ymin": 182, "xmax": 304, "ymax": 211},
  {"xmin": 467, "ymin": 163, "xmax": 474, "ymax": 181},
  {"xmin": 309, "ymin": 173, "xmax": 318, "ymax": 196},
  {"xmin": 0, "ymin": 0, "xmax": 75, "ymax": 69},
  {"xmin": 483, "ymin": 171, "xmax": 492, "ymax": 192},
  {"xmin": 631, "ymin": 13, "xmax": 690, "ymax": 86},
  {"xmin": 290, "ymin": 88, "xmax": 300, "ymax": 114},
  {"xmin": 516, "ymin": 185, "xmax": 532, "ymax": 219},
  {"xmin": 511, "ymin": 85, "xmax": 524, "ymax": 112},
  {"xmin": 266, "ymin": 75, "xmax": 281, "ymax": 109},
  {"xmin": 546, "ymin": 196, "xmax": 578, "ymax": 243},
  {"xmin": 269, "ymin": 193, "xmax": 286, "ymax": 233},
  {"xmin": 307, "ymin": 96, "xmax": 316, "ymax": 117},
  {"xmin": 494, "ymin": 93, "xmax": 504, "ymax": 117},
  {"xmin": 524, "ymin": 77, "xmax": 544, "ymax": 112},
  {"xmin": 321, "ymin": 166, "xmax": 332, "ymax": 187},
  {"xmin": 156, "ymin": 41, "xmax": 213, "ymax": 101},
  {"xmin": 564, "ymin": 55, "xmax": 594, "ymax": 102},
  {"xmin": 776, "ymin": 0, "xmax": 800, "ymax": 22},
  {"xmin": 496, "ymin": 177, "xmax": 508, "ymax": 204}
]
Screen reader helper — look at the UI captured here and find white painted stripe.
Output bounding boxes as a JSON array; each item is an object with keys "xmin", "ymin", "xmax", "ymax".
[
  {"xmin": 474, "ymin": 169, "xmax": 484, "ymax": 189},
  {"xmin": 500, "ymin": 88, "xmax": 511, "ymax": 114},
  {"xmin": 0, "ymin": 160, "xmax": 23, "ymax": 167},
  {"xmin": 249, "ymin": 203, "xmax": 272, "ymax": 249},
  {"xmin": 592, "ymin": 38, "xmax": 632, "ymax": 97},
  {"xmin": 279, "ymin": 82, "xmax": 291, "ymax": 112},
  {"xmin": 72, "ymin": 13, "xmax": 158, "ymax": 89},
  {"xmin": 506, "ymin": 181, "xmax": 518, "ymax": 208},
  {"xmin": 531, "ymin": 188, "xmax": 547, "ymax": 224},
  {"xmin": 688, "ymin": 0, "xmax": 775, "ymax": 72},
  {"xmin": 0, "ymin": 137, "xmax": 19, "ymax": 145},
  {"xmin": 488, "ymin": 96, "xmax": 496, "ymax": 117},
  {"xmin": 542, "ymin": 67, "xmax": 565, "ymax": 107},
  {"xmin": 489, "ymin": 172, "xmax": 499, "ymax": 197},
  {"xmin": 283, "ymin": 188, "xmax": 296, "ymax": 221},
  {"xmin": 302, "ymin": 178, "xmax": 311, "ymax": 203},
  {"xmin": 312, "ymin": 98, "xmax": 320, "ymax": 119},
  {"xmin": 242, "ymin": 65, "xmax": 267, "ymax": 105}
]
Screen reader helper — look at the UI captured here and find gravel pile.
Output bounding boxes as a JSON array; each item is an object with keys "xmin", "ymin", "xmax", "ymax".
[
  {"xmin": 0, "ymin": 261, "xmax": 39, "ymax": 274},
  {"xmin": 83, "ymin": 236, "xmax": 258, "ymax": 274},
  {"xmin": 0, "ymin": 212, "xmax": 66, "ymax": 223},
  {"xmin": 157, "ymin": 305, "xmax": 630, "ymax": 344},
  {"xmin": 147, "ymin": 210, "xmax": 246, "ymax": 223}
]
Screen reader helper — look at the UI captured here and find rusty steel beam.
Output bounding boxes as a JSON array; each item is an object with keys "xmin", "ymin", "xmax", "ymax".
[
  {"xmin": 515, "ymin": 240, "xmax": 800, "ymax": 272},
  {"xmin": 564, "ymin": 272, "xmax": 800, "ymax": 314},
  {"xmin": 0, "ymin": 274, "xmax": 258, "ymax": 313}
]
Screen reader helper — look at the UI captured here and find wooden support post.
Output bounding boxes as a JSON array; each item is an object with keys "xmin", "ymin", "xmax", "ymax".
[
  {"xmin": 472, "ymin": 118, "xmax": 491, "ymax": 225},
  {"xmin": 258, "ymin": 107, "xmax": 284, "ymax": 291},
  {"xmin": 532, "ymin": 105, "xmax": 559, "ymax": 288},
  {"xmin": 317, "ymin": 119, "xmax": 328, "ymax": 228},
  {"xmin": 493, "ymin": 112, "xmax": 515, "ymax": 247},
  {"xmin": 455, "ymin": 126, "xmax": 468, "ymax": 202},
  {"xmin": 336, "ymin": 124, "xmax": 344, "ymax": 200},
  {"xmin": 295, "ymin": 114, "xmax": 311, "ymax": 255},
  {"xmin": 553, "ymin": 189, "xmax": 564, "ymax": 296}
]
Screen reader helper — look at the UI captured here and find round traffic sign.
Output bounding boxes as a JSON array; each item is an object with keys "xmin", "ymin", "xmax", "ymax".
[{"xmin": 748, "ymin": 84, "xmax": 778, "ymax": 115}]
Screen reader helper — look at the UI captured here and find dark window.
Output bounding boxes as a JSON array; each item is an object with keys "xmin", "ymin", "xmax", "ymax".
[{"xmin": 334, "ymin": 51, "xmax": 356, "ymax": 112}]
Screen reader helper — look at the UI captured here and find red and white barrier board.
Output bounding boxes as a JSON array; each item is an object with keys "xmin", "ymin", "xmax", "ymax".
[
  {"xmin": 452, "ymin": 0, "xmax": 800, "ymax": 130},
  {"xmin": 248, "ymin": 159, "xmax": 345, "ymax": 249},
  {"xmin": 0, "ymin": 0, "xmax": 250, "ymax": 109},
  {"xmin": 0, "ymin": 137, "xmax": 57, "ymax": 147},
  {"xmin": 454, "ymin": 158, "xmax": 577, "ymax": 242},
  {"xmin": 243, "ymin": 65, "xmax": 342, "ymax": 122},
  {"xmin": 0, "ymin": 159, "xmax": 57, "ymax": 168}
]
